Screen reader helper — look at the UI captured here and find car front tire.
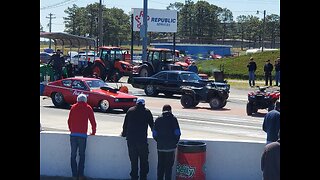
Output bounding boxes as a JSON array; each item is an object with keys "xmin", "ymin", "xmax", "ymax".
[
  {"xmin": 144, "ymin": 84, "xmax": 158, "ymax": 96},
  {"xmin": 99, "ymin": 99, "xmax": 110, "ymax": 113}
]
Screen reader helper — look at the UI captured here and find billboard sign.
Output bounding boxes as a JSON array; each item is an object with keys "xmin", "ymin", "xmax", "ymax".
[{"xmin": 132, "ymin": 8, "xmax": 177, "ymax": 33}]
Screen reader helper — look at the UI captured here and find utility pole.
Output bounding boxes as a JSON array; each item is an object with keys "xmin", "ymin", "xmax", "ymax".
[
  {"xmin": 141, "ymin": 0, "xmax": 148, "ymax": 62},
  {"xmin": 258, "ymin": 10, "xmax": 266, "ymax": 52},
  {"xmin": 98, "ymin": 0, "xmax": 103, "ymax": 47},
  {"xmin": 262, "ymin": 10, "xmax": 266, "ymax": 52},
  {"xmin": 46, "ymin": 13, "xmax": 55, "ymax": 49}
]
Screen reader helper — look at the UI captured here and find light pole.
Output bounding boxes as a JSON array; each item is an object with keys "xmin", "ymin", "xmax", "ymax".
[
  {"xmin": 98, "ymin": 0, "xmax": 103, "ymax": 47},
  {"xmin": 257, "ymin": 10, "xmax": 266, "ymax": 52},
  {"xmin": 141, "ymin": 0, "xmax": 148, "ymax": 62}
]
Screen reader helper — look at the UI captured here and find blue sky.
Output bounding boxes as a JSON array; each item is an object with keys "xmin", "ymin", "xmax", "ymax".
[{"xmin": 40, "ymin": 0, "xmax": 280, "ymax": 32}]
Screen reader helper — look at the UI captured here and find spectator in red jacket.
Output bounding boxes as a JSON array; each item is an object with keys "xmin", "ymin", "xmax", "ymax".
[{"xmin": 68, "ymin": 94, "xmax": 97, "ymax": 180}]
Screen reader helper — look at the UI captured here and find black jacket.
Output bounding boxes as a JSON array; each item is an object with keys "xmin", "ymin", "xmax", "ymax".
[
  {"xmin": 48, "ymin": 54, "xmax": 65, "ymax": 70},
  {"xmin": 261, "ymin": 139, "xmax": 280, "ymax": 180},
  {"xmin": 152, "ymin": 112, "xmax": 181, "ymax": 150},
  {"xmin": 121, "ymin": 104, "xmax": 154, "ymax": 143},
  {"xmin": 264, "ymin": 63, "xmax": 273, "ymax": 75},
  {"xmin": 247, "ymin": 61, "xmax": 257, "ymax": 72}
]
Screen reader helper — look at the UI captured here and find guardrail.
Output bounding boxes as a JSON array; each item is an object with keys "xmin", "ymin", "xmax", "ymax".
[{"xmin": 40, "ymin": 131, "xmax": 265, "ymax": 179}]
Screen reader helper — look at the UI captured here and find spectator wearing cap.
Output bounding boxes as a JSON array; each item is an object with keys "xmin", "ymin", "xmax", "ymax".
[
  {"xmin": 263, "ymin": 101, "xmax": 280, "ymax": 145},
  {"xmin": 264, "ymin": 59, "xmax": 274, "ymax": 86},
  {"xmin": 261, "ymin": 130, "xmax": 280, "ymax": 180},
  {"xmin": 274, "ymin": 58, "xmax": 280, "ymax": 86},
  {"xmin": 153, "ymin": 104, "xmax": 181, "ymax": 180},
  {"xmin": 67, "ymin": 94, "xmax": 97, "ymax": 180},
  {"xmin": 247, "ymin": 57, "xmax": 257, "ymax": 87},
  {"xmin": 121, "ymin": 98, "xmax": 154, "ymax": 180}
]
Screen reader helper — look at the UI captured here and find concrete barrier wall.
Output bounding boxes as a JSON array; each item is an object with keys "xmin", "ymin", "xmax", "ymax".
[{"xmin": 40, "ymin": 131, "xmax": 265, "ymax": 180}]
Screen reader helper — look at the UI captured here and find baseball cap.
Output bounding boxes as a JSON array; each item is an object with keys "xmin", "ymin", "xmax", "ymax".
[{"xmin": 136, "ymin": 98, "xmax": 145, "ymax": 105}]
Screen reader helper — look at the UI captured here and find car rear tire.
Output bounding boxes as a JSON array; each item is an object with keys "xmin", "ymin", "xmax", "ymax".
[
  {"xmin": 144, "ymin": 84, "xmax": 158, "ymax": 96},
  {"xmin": 181, "ymin": 94, "xmax": 195, "ymax": 108},
  {"xmin": 209, "ymin": 97, "xmax": 222, "ymax": 109},
  {"xmin": 99, "ymin": 99, "xmax": 110, "ymax": 113},
  {"xmin": 52, "ymin": 92, "xmax": 66, "ymax": 108}
]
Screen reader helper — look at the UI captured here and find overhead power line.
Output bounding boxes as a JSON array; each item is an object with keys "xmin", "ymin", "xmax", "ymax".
[{"xmin": 40, "ymin": 0, "xmax": 79, "ymax": 10}]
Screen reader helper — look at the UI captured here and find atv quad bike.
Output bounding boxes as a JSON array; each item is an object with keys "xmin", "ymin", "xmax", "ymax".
[
  {"xmin": 246, "ymin": 86, "xmax": 280, "ymax": 115},
  {"xmin": 180, "ymin": 81, "xmax": 230, "ymax": 109}
]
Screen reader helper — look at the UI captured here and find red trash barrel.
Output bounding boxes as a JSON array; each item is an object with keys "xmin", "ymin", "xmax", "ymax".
[{"xmin": 176, "ymin": 141, "xmax": 206, "ymax": 180}]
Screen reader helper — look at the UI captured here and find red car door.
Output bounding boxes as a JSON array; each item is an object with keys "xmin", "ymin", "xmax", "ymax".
[{"xmin": 68, "ymin": 80, "xmax": 91, "ymax": 104}]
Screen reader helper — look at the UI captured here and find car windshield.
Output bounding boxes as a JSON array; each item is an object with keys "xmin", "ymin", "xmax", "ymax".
[
  {"xmin": 180, "ymin": 73, "xmax": 201, "ymax": 81},
  {"xmin": 85, "ymin": 79, "xmax": 108, "ymax": 89}
]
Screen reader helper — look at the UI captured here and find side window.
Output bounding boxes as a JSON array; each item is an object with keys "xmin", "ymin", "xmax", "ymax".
[
  {"xmin": 155, "ymin": 73, "xmax": 167, "ymax": 80},
  {"xmin": 168, "ymin": 73, "xmax": 178, "ymax": 81},
  {"xmin": 62, "ymin": 80, "xmax": 72, "ymax": 87},
  {"xmin": 72, "ymin": 80, "xmax": 86, "ymax": 90}
]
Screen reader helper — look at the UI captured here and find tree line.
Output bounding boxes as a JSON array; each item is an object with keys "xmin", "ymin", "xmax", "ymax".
[{"xmin": 41, "ymin": 0, "xmax": 280, "ymax": 49}]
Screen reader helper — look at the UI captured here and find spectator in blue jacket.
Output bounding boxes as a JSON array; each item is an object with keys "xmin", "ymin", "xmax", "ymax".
[
  {"xmin": 247, "ymin": 57, "xmax": 257, "ymax": 87},
  {"xmin": 263, "ymin": 100, "xmax": 280, "ymax": 144},
  {"xmin": 153, "ymin": 104, "xmax": 181, "ymax": 180},
  {"xmin": 187, "ymin": 61, "xmax": 198, "ymax": 74}
]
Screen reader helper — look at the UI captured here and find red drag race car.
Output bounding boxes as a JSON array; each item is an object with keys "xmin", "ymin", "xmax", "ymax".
[{"xmin": 42, "ymin": 77, "xmax": 137, "ymax": 112}]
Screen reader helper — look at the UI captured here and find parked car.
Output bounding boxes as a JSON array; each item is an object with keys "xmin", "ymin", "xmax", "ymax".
[
  {"xmin": 42, "ymin": 77, "xmax": 137, "ymax": 112},
  {"xmin": 128, "ymin": 70, "xmax": 230, "ymax": 97}
]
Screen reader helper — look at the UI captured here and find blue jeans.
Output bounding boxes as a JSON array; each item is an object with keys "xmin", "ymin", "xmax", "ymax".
[
  {"xmin": 248, "ymin": 71, "xmax": 255, "ymax": 86},
  {"xmin": 275, "ymin": 71, "xmax": 280, "ymax": 86},
  {"xmin": 70, "ymin": 136, "xmax": 87, "ymax": 177}
]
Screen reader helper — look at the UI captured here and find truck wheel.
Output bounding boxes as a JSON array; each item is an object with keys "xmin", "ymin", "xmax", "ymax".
[
  {"xmin": 139, "ymin": 67, "xmax": 151, "ymax": 77},
  {"xmin": 246, "ymin": 102, "xmax": 253, "ymax": 115},
  {"xmin": 144, "ymin": 84, "xmax": 158, "ymax": 96},
  {"xmin": 92, "ymin": 63, "xmax": 106, "ymax": 81},
  {"xmin": 209, "ymin": 97, "xmax": 221, "ymax": 109},
  {"xmin": 99, "ymin": 99, "xmax": 110, "ymax": 113},
  {"xmin": 181, "ymin": 94, "xmax": 195, "ymax": 108},
  {"xmin": 112, "ymin": 69, "xmax": 122, "ymax": 82}
]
